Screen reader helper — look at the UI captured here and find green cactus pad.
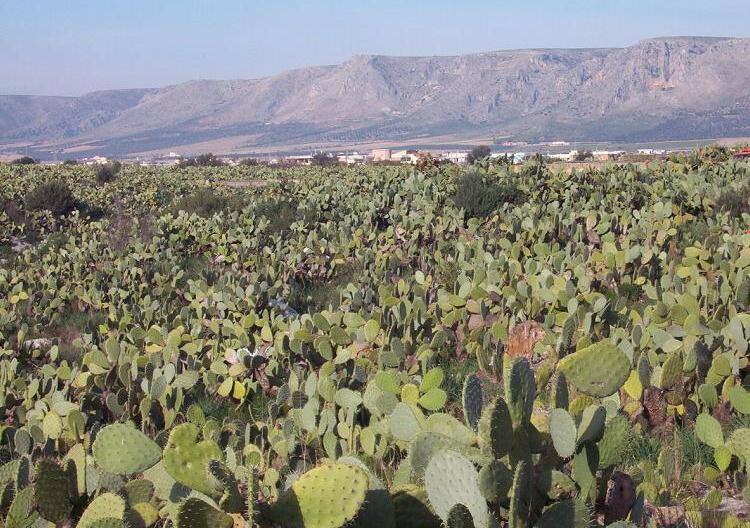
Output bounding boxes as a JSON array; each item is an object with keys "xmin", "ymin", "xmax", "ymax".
[
  {"xmin": 176, "ymin": 498, "xmax": 233, "ymax": 528},
  {"xmin": 695, "ymin": 413, "xmax": 724, "ymax": 449},
  {"xmin": 86, "ymin": 520, "xmax": 128, "ymax": 528},
  {"xmin": 207, "ymin": 459, "xmax": 243, "ymax": 513},
  {"xmin": 551, "ymin": 373, "xmax": 569, "ymax": 411},
  {"xmin": 462, "ymin": 374, "xmax": 484, "ymax": 429},
  {"xmin": 576, "ymin": 405, "xmax": 606, "ymax": 445},
  {"xmin": 391, "ymin": 484, "xmax": 442, "ymax": 528},
  {"xmin": 5, "ymin": 487, "xmax": 38, "ymax": 528},
  {"xmin": 536, "ymin": 499, "xmax": 590, "ymax": 528},
  {"xmin": 447, "ymin": 503, "xmax": 475, "ymax": 528},
  {"xmin": 34, "ymin": 459, "xmax": 71, "ymax": 523},
  {"xmin": 504, "ymin": 358, "xmax": 536, "ymax": 427},
  {"xmin": 338, "ymin": 456, "xmax": 396, "ymax": 528},
  {"xmin": 390, "ymin": 402, "xmax": 424, "ymax": 442},
  {"xmin": 550, "ymin": 408, "xmax": 577, "ymax": 458},
  {"xmin": 557, "ymin": 341, "xmax": 630, "ymax": 397},
  {"xmin": 485, "ymin": 397, "xmax": 513, "ymax": 459},
  {"xmin": 93, "ymin": 423, "xmax": 162, "ymax": 475},
  {"xmin": 163, "ymin": 423, "xmax": 223, "ymax": 496},
  {"xmin": 508, "ymin": 460, "xmax": 531, "ymax": 528},
  {"xmin": 270, "ymin": 463, "xmax": 369, "ymax": 528},
  {"xmin": 478, "ymin": 461, "xmax": 513, "ymax": 502},
  {"xmin": 556, "ymin": 315, "xmax": 578, "ymax": 357},
  {"xmin": 425, "ymin": 450, "xmax": 489, "ymax": 528},
  {"xmin": 409, "ymin": 432, "xmax": 460, "ymax": 481},
  {"xmin": 597, "ymin": 414, "xmax": 630, "ymax": 468},
  {"xmin": 121, "ymin": 479, "xmax": 155, "ymax": 506},
  {"xmin": 77, "ymin": 493, "xmax": 127, "ymax": 528}
]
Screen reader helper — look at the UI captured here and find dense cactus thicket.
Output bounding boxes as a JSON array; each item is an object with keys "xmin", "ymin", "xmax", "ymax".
[{"xmin": 0, "ymin": 154, "xmax": 749, "ymax": 527}]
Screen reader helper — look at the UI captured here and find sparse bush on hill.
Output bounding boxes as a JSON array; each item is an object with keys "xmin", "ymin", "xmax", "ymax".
[
  {"xmin": 178, "ymin": 153, "xmax": 225, "ymax": 167},
  {"xmin": 173, "ymin": 187, "xmax": 230, "ymax": 217},
  {"xmin": 467, "ymin": 145, "xmax": 491, "ymax": 164},
  {"xmin": 715, "ymin": 182, "xmax": 750, "ymax": 218},
  {"xmin": 453, "ymin": 171, "xmax": 524, "ymax": 219},
  {"xmin": 95, "ymin": 160, "xmax": 122, "ymax": 184},
  {"xmin": 25, "ymin": 180, "xmax": 78, "ymax": 216},
  {"xmin": 312, "ymin": 152, "xmax": 337, "ymax": 166},
  {"xmin": 11, "ymin": 156, "xmax": 37, "ymax": 165}
]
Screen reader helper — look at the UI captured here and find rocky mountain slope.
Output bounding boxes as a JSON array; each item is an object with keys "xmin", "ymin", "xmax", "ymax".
[{"xmin": 2, "ymin": 37, "xmax": 749, "ymax": 156}]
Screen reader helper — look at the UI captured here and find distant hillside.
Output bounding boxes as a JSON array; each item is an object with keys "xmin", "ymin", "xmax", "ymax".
[{"xmin": 2, "ymin": 36, "xmax": 750, "ymax": 157}]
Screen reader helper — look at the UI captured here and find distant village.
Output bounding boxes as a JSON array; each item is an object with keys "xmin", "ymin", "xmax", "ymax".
[{"xmin": 67, "ymin": 144, "xmax": 721, "ymax": 168}]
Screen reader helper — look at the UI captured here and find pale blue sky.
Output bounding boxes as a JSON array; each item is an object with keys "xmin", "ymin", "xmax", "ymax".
[{"xmin": 1, "ymin": 0, "xmax": 747, "ymax": 96}]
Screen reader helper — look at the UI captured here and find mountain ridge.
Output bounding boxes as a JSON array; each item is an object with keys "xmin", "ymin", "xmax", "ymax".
[{"xmin": 2, "ymin": 36, "xmax": 749, "ymax": 157}]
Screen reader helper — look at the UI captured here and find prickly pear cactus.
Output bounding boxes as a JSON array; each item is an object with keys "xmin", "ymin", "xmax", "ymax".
[
  {"xmin": 5, "ymin": 487, "xmax": 38, "ymax": 528},
  {"xmin": 391, "ymin": 484, "xmax": 442, "ymax": 528},
  {"xmin": 425, "ymin": 450, "xmax": 489, "ymax": 528},
  {"xmin": 92, "ymin": 423, "xmax": 162, "ymax": 475},
  {"xmin": 163, "ymin": 423, "xmax": 223, "ymax": 496},
  {"xmin": 176, "ymin": 497, "xmax": 233, "ymax": 528},
  {"xmin": 447, "ymin": 503, "xmax": 475, "ymax": 528},
  {"xmin": 270, "ymin": 463, "xmax": 369, "ymax": 528},
  {"xmin": 207, "ymin": 459, "xmax": 243, "ymax": 513},
  {"xmin": 536, "ymin": 499, "xmax": 590, "ymax": 528},
  {"xmin": 34, "ymin": 459, "xmax": 71, "ymax": 523},
  {"xmin": 482, "ymin": 397, "xmax": 513, "ymax": 459},
  {"xmin": 504, "ymin": 358, "xmax": 536, "ymax": 427},
  {"xmin": 508, "ymin": 460, "xmax": 530, "ymax": 528},
  {"xmin": 462, "ymin": 374, "xmax": 483, "ymax": 429},
  {"xmin": 550, "ymin": 408, "xmax": 577, "ymax": 458},
  {"xmin": 77, "ymin": 493, "xmax": 127, "ymax": 528},
  {"xmin": 557, "ymin": 340, "xmax": 630, "ymax": 397}
]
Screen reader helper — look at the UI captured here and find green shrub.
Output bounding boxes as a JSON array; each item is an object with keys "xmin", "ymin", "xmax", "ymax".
[
  {"xmin": 95, "ymin": 161, "xmax": 122, "ymax": 184},
  {"xmin": 173, "ymin": 187, "xmax": 230, "ymax": 217},
  {"xmin": 11, "ymin": 156, "xmax": 36, "ymax": 165},
  {"xmin": 467, "ymin": 145, "xmax": 491, "ymax": 164},
  {"xmin": 715, "ymin": 183, "xmax": 750, "ymax": 218},
  {"xmin": 453, "ymin": 172, "xmax": 524, "ymax": 219},
  {"xmin": 25, "ymin": 180, "xmax": 78, "ymax": 216},
  {"xmin": 255, "ymin": 199, "xmax": 299, "ymax": 234}
]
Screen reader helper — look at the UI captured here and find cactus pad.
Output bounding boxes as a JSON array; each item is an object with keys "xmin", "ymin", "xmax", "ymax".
[
  {"xmin": 271, "ymin": 463, "xmax": 369, "ymax": 528},
  {"xmin": 504, "ymin": 357, "xmax": 536, "ymax": 428},
  {"xmin": 484, "ymin": 397, "xmax": 513, "ymax": 459},
  {"xmin": 5, "ymin": 487, "xmax": 38, "ymax": 528},
  {"xmin": 77, "ymin": 493, "xmax": 126, "ymax": 528},
  {"xmin": 34, "ymin": 459, "xmax": 71, "ymax": 523},
  {"xmin": 163, "ymin": 423, "xmax": 223, "ymax": 496},
  {"xmin": 550, "ymin": 408, "xmax": 576, "ymax": 458},
  {"xmin": 391, "ymin": 484, "xmax": 442, "ymax": 528},
  {"xmin": 536, "ymin": 499, "xmax": 590, "ymax": 528},
  {"xmin": 92, "ymin": 423, "xmax": 162, "ymax": 475},
  {"xmin": 508, "ymin": 460, "xmax": 530, "ymax": 528},
  {"xmin": 478, "ymin": 461, "xmax": 513, "ymax": 502},
  {"xmin": 557, "ymin": 341, "xmax": 630, "ymax": 397},
  {"xmin": 462, "ymin": 374, "xmax": 484, "ymax": 429},
  {"xmin": 176, "ymin": 498, "xmax": 233, "ymax": 528},
  {"xmin": 425, "ymin": 450, "xmax": 489, "ymax": 528},
  {"xmin": 447, "ymin": 503, "xmax": 475, "ymax": 528}
]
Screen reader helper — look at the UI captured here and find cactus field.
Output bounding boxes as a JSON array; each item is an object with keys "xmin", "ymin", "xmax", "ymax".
[{"xmin": 0, "ymin": 150, "xmax": 750, "ymax": 527}]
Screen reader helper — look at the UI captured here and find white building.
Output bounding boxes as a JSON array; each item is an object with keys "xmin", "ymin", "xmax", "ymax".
[
  {"xmin": 338, "ymin": 152, "xmax": 369, "ymax": 164},
  {"xmin": 443, "ymin": 151, "xmax": 469, "ymax": 164},
  {"xmin": 82, "ymin": 156, "xmax": 109, "ymax": 165},
  {"xmin": 637, "ymin": 149, "xmax": 666, "ymax": 156},
  {"xmin": 371, "ymin": 149, "xmax": 392, "ymax": 162}
]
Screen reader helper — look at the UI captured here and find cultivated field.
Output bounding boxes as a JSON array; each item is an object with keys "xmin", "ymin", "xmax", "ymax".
[{"xmin": 0, "ymin": 150, "xmax": 749, "ymax": 527}]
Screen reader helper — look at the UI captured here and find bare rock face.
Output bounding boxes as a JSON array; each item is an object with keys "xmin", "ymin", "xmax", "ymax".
[{"xmin": 2, "ymin": 37, "xmax": 750, "ymax": 157}]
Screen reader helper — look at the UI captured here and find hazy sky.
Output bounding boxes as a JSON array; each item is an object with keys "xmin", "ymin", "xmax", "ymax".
[{"xmin": 2, "ymin": 0, "xmax": 748, "ymax": 96}]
